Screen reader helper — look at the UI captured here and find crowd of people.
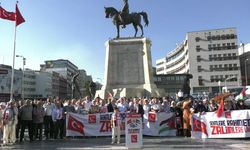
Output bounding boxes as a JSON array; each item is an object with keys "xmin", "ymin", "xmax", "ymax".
[{"xmin": 0, "ymin": 92, "xmax": 249, "ymax": 146}]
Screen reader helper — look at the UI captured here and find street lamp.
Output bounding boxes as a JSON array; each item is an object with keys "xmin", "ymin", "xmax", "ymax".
[
  {"xmin": 245, "ymin": 59, "xmax": 249, "ymax": 86},
  {"xmin": 218, "ymin": 80, "xmax": 221, "ymax": 94},
  {"xmin": 16, "ymin": 55, "xmax": 26, "ymax": 100},
  {"xmin": 224, "ymin": 75, "xmax": 236, "ymax": 92}
]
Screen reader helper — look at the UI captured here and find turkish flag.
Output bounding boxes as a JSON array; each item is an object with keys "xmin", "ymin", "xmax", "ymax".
[
  {"xmin": 193, "ymin": 117, "xmax": 208, "ymax": 136},
  {"xmin": 225, "ymin": 111, "xmax": 231, "ymax": 119},
  {"xmin": 131, "ymin": 134, "xmax": 138, "ymax": 143},
  {"xmin": 217, "ymin": 99, "xmax": 224, "ymax": 118},
  {"xmin": 88, "ymin": 114, "xmax": 96, "ymax": 124},
  {"xmin": 68, "ymin": 115, "xmax": 85, "ymax": 135},
  {"xmin": 148, "ymin": 113, "xmax": 156, "ymax": 122},
  {"xmin": 0, "ymin": 6, "xmax": 16, "ymax": 21},
  {"xmin": 15, "ymin": 4, "xmax": 25, "ymax": 26}
]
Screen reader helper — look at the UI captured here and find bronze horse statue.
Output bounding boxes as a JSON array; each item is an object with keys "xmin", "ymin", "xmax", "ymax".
[{"xmin": 104, "ymin": 7, "xmax": 149, "ymax": 38}]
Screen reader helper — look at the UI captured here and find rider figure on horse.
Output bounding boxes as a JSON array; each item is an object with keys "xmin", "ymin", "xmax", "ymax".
[{"xmin": 120, "ymin": 0, "xmax": 129, "ymax": 28}]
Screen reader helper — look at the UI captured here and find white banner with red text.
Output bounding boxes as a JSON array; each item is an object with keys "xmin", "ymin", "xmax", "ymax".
[
  {"xmin": 192, "ymin": 110, "xmax": 250, "ymax": 138},
  {"xmin": 66, "ymin": 112, "xmax": 177, "ymax": 137}
]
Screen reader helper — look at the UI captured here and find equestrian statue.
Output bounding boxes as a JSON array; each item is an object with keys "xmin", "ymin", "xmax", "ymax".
[{"xmin": 104, "ymin": 0, "xmax": 149, "ymax": 38}]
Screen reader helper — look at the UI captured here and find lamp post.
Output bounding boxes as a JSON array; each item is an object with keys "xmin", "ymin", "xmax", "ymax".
[
  {"xmin": 16, "ymin": 55, "xmax": 26, "ymax": 100},
  {"xmin": 224, "ymin": 75, "xmax": 236, "ymax": 92},
  {"xmin": 218, "ymin": 80, "xmax": 221, "ymax": 94},
  {"xmin": 245, "ymin": 59, "xmax": 249, "ymax": 86}
]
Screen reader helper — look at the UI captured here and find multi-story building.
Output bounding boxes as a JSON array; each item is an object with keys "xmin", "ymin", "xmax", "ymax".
[
  {"xmin": 156, "ymin": 28, "xmax": 241, "ymax": 94},
  {"xmin": 59, "ymin": 76, "xmax": 67, "ymax": 98},
  {"xmin": 238, "ymin": 43, "xmax": 250, "ymax": 86},
  {"xmin": 23, "ymin": 69, "xmax": 37, "ymax": 98},
  {"xmin": 78, "ymin": 69, "xmax": 93, "ymax": 98},
  {"xmin": 0, "ymin": 64, "xmax": 22, "ymax": 101},
  {"xmin": 40, "ymin": 59, "xmax": 79, "ymax": 98}
]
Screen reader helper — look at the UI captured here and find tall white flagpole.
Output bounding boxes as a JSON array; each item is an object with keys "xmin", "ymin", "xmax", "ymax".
[{"xmin": 10, "ymin": 9, "xmax": 18, "ymax": 101}]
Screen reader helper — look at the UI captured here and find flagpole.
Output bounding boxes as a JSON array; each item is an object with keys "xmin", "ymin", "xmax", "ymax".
[{"xmin": 10, "ymin": 24, "xmax": 17, "ymax": 100}]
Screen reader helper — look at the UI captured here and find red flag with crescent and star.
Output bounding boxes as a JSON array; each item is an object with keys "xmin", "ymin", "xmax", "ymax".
[
  {"xmin": 15, "ymin": 4, "xmax": 25, "ymax": 26},
  {"xmin": 0, "ymin": 6, "xmax": 16, "ymax": 21},
  {"xmin": 148, "ymin": 113, "xmax": 156, "ymax": 122},
  {"xmin": 68, "ymin": 115, "xmax": 85, "ymax": 135},
  {"xmin": 193, "ymin": 117, "xmax": 208, "ymax": 136},
  {"xmin": 0, "ymin": 4, "xmax": 25, "ymax": 26}
]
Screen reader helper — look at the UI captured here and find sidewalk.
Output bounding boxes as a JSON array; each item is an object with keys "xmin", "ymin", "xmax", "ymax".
[{"xmin": 1, "ymin": 136, "xmax": 250, "ymax": 150}]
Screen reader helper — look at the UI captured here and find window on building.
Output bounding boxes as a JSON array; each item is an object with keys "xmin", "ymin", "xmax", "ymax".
[
  {"xmin": 220, "ymin": 75, "xmax": 223, "ymax": 80},
  {"xmin": 228, "ymin": 54, "xmax": 232, "ymax": 60},
  {"xmin": 222, "ymin": 43, "xmax": 226, "ymax": 50},
  {"xmin": 219, "ymin": 65, "xmax": 222, "ymax": 70},
  {"xmin": 215, "ymin": 75, "xmax": 219, "ymax": 82},
  {"xmin": 216, "ymin": 35, "xmax": 221, "ymax": 40},
  {"xmin": 221, "ymin": 35, "xmax": 226, "ymax": 40},
  {"xmin": 209, "ymin": 55, "xmax": 213, "ymax": 61},
  {"xmin": 196, "ymin": 45, "xmax": 201, "ymax": 52},
  {"xmin": 233, "ymin": 64, "xmax": 238, "ymax": 70},
  {"xmin": 214, "ymin": 54, "xmax": 217, "ymax": 61},
  {"xmin": 224, "ymin": 64, "xmax": 228, "ymax": 70},
  {"xmin": 195, "ymin": 37, "xmax": 200, "ymax": 42},
  {"xmin": 223, "ymin": 54, "xmax": 228, "ymax": 60},
  {"xmin": 217, "ymin": 44, "xmax": 221, "ymax": 50},
  {"xmin": 227, "ymin": 43, "xmax": 231, "ymax": 49},
  {"xmin": 214, "ymin": 65, "xmax": 218, "ymax": 71},
  {"xmin": 226, "ymin": 34, "xmax": 230, "ymax": 39},
  {"xmin": 231, "ymin": 43, "xmax": 235, "ymax": 46},
  {"xmin": 230, "ymin": 34, "xmax": 235, "ymax": 39},
  {"xmin": 207, "ymin": 36, "xmax": 211, "ymax": 41},
  {"xmin": 211, "ymin": 76, "xmax": 214, "ymax": 82},
  {"xmin": 218, "ymin": 54, "xmax": 222, "ymax": 61},
  {"xmin": 229, "ymin": 64, "xmax": 233, "ymax": 71},
  {"xmin": 198, "ymin": 76, "xmax": 203, "ymax": 85},
  {"xmin": 210, "ymin": 65, "xmax": 213, "ymax": 71},
  {"xmin": 232, "ymin": 53, "xmax": 237, "ymax": 59},
  {"xmin": 198, "ymin": 66, "xmax": 202, "ymax": 72},
  {"xmin": 208, "ymin": 44, "xmax": 212, "ymax": 50},
  {"xmin": 197, "ymin": 55, "xmax": 201, "ymax": 62}
]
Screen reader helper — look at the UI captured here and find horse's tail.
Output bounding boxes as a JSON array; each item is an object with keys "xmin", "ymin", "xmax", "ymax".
[{"xmin": 139, "ymin": 11, "xmax": 149, "ymax": 27}]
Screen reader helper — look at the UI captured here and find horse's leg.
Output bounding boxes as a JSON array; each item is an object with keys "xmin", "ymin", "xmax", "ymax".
[
  {"xmin": 133, "ymin": 23, "xmax": 138, "ymax": 37},
  {"xmin": 139, "ymin": 24, "xmax": 144, "ymax": 37},
  {"xmin": 116, "ymin": 24, "xmax": 120, "ymax": 38}
]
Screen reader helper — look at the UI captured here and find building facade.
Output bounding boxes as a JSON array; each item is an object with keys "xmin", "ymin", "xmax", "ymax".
[
  {"xmin": 156, "ymin": 28, "xmax": 241, "ymax": 94},
  {"xmin": 238, "ymin": 43, "xmax": 250, "ymax": 86},
  {"xmin": 40, "ymin": 59, "xmax": 79, "ymax": 98},
  {"xmin": 23, "ymin": 69, "xmax": 37, "ymax": 98},
  {"xmin": 0, "ymin": 64, "xmax": 22, "ymax": 101}
]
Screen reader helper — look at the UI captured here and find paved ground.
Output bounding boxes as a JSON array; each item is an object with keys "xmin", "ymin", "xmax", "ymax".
[{"xmin": 1, "ymin": 136, "xmax": 250, "ymax": 150}]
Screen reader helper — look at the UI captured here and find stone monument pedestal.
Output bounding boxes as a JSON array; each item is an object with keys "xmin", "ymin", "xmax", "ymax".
[{"xmin": 96, "ymin": 37, "xmax": 164, "ymax": 99}]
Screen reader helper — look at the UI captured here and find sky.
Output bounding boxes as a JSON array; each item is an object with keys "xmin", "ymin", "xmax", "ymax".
[{"xmin": 1, "ymin": 0, "xmax": 250, "ymax": 82}]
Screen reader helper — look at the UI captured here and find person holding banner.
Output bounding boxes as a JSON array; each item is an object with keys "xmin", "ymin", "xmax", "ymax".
[
  {"xmin": 111, "ymin": 106, "xmax": 122, "ymax": 144},
  {"xmin": 182, "ymin": 98, "xmax": 194, "ymax": 137}
]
